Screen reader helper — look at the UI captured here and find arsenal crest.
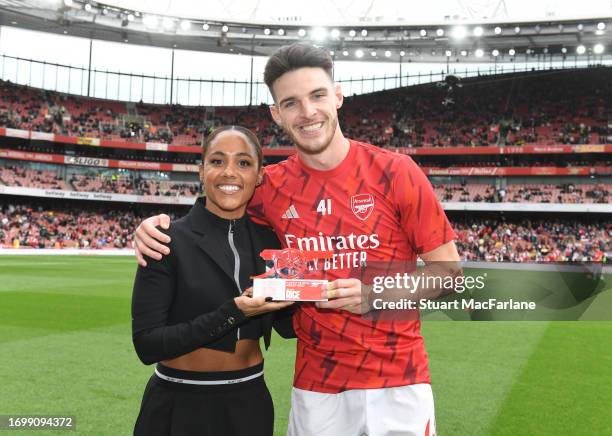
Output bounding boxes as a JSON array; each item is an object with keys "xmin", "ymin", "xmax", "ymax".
[
  {"xmin": 273, "ymin": 248, "xmax": 308, "ymax": 279},
  {"xmin": 351, "ymin": 194, "xmax": 375, "ymax": 220}
]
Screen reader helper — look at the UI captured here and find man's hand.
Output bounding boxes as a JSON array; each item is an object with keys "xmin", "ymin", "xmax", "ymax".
[
  {"xmin": 134, "ymin": 214, "xmax": 172, "ymax": 266},
  {"xmin": 235, "ymin": 288, "xmax": 294, "ymax": 317},
  {"xmin": 315, "ymin": 278, "xmax": 367, "ymax": 314}
]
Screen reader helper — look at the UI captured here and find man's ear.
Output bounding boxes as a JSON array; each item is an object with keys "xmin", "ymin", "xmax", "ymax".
[
  {"xmin": 334, "ymin": 83, "xmax": 344, "ymax": 110},
  {"xmin": 269, "ymin": 104, "xmax": 282, "ymax": 126}
]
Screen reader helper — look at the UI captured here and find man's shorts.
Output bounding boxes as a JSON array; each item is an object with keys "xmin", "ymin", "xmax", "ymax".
[{"xmin": 287, "ymin": 383, "xmax": 436, "ymax": 436}]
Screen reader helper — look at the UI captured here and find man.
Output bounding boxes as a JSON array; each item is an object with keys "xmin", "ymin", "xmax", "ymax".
[{"xmin": 135, "ymin": 42, "xmax": 459, "ymax": 436}]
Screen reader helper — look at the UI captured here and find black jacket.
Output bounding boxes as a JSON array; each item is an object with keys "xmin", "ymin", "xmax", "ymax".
[{"xmin": 132, "ymin": 198, "xmax": 295, "ymax": 365}]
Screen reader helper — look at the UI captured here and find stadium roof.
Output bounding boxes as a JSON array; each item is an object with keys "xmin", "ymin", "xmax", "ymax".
[
  {"xmin": 101, "ymin": 0, "xmax": 612, "ymax": 26},
  {"xmin": 0, "ymin": 0, "xmax": 610, "ymax": 62}
]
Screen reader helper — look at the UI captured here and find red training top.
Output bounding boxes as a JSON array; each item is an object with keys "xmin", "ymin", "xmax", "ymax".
[{"xmin": 249, "ymin": 139, "xmax": 454, "ymax": 393}]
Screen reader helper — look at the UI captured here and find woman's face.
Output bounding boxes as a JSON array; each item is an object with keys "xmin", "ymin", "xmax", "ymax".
[{"xmin": 200, "ymin": 131, "xmax": 262, "ymax": 219}]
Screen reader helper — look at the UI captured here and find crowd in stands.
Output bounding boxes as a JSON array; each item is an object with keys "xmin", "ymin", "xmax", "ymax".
[
  {"xmin": 417, "ymin": 156, "xmax": 612, "ymax": 169},
  {"xmin": 0, "ymin": 166, "xmax": 69, "ymax": 190},
  {"xmin": 1, "ymin": 165, "xmax": 609, "ymax": 203},
  {"xmin": 0, "ymin": 68, "xmax": 609, "ymax": 261},
  {"xmin": 435, "ymin": 183, "xmax": 610, "ymax": 204},
  {"xmin": 0, "ymin": 202, "xmax": 144, "ymax": 249},
  {"xmin": 7, "ymin": 137, "xmax": 610, "ymax": 169},
  {"xmin": 0, "ymin": 67, "xmax": 610, "ymax": 148},
  {"xmin": 2, "ymin": 141, "xmax": 197, "ymax": 164},
  {"xmin": 502, "ymin": 184, "xmax": 609, "ymax": 204},
  {"xmin": 344, "ymin": 67, "xmax": 611, "ymax": 148},
  {"xmin": 0, "ymin": 165, "xmax": 200, "ymax": 197},
  {"xmin": 1, "ymin": 201, "xmax": 609, "ymax": 263},
  {"xmin": 4, "ymin": 135, "xmax": 610, "ymax": 167},
  {"xmin": 454, "ymin": 218, "xmax": 610, "ymax": 262},
  {"xmin": 69, "ymin": 173, "xmax": 199, "ymax": 197}
]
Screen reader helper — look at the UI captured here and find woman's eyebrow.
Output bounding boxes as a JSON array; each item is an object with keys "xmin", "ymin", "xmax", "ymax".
[{"xmin": 208, "ymin": 151, "xmax": 254, "ymax": 158}]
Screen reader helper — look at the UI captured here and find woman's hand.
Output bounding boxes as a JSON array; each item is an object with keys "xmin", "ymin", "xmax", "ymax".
[{"xmin": 234, "ymin": 288, "xmax": 294, "ymax": 317}]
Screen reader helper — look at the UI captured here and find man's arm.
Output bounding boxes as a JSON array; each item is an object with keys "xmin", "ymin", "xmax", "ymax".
[
  {"xmin": 315, "ymin": 241, "xmax": 461, "ymax": 314},
  {"xmin": 420, "ymin": 239, "xmax": 461, "ymax": 263},
  {"xmin": 317, "ymin": 155, "xmax": 459, "ymax": 314},
  {"xmin": 135, "ymin": 185, "xmax": 269, "ymax": 267},
  {"xmin": 134, "ymin": 214, "xmax": 171, "ymax": 266},
  {"xmin": 272, "ymin": 305, "xmax": 297, "ymax": 338}
]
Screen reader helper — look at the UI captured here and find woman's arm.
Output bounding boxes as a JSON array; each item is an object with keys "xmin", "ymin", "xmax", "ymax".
[
  {"xmin": 131, "ymin": 251, "xmax": 248, "ymax": 365},
  {"xmin": 131, "ymin": 229, "xmax": 294, "ymax": 365}
]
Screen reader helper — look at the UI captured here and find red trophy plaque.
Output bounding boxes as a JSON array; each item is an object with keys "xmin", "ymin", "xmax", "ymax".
[{"xmin": 252, "ymin": 248, "xmax": 330, "ymax": 301}]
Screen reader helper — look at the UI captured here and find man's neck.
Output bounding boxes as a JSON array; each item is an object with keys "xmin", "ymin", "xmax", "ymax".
[{"xmin": 298, "ymin": 130, "xmax": 350, "ymax": 171}]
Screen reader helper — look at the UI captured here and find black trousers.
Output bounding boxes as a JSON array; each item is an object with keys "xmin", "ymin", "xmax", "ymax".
[{"xmin": 134, "ymin": 363, "xmax": 274, "ymax": 436}]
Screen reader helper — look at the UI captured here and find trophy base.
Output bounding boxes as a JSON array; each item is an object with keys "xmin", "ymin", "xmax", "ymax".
[{"xmin": 253, "ymin": 278, "xmax": 328, "ymax": 301}]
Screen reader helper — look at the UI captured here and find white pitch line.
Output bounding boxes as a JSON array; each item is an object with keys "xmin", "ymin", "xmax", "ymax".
[{"xmin": 0, "ymin": 261, "xmax": 75, "ymax": 267}]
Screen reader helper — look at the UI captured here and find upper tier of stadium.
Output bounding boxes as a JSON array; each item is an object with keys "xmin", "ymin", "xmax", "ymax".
[
  {"xmin": 0, "ymin": 66, "xmax": 609, "ymax": 212},
  {"xmin": 0, "ymin": 67, "xmax": 610, "ymax": 150}
]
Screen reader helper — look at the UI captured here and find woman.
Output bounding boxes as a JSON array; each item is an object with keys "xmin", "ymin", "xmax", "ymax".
[{"xmin": 131, "ymin": 126, "xmax": 294, "ymax": 436}]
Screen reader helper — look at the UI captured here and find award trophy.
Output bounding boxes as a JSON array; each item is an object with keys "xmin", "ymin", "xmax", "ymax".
[{"xmin": 252, "ymin": 248, "xmax": 330, "ymax": 301}]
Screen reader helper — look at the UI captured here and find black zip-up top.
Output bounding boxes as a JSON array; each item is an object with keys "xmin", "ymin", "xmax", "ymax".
[{"xmin": 131, "ymin": 198, "xmax": 295, "ymax": 365}]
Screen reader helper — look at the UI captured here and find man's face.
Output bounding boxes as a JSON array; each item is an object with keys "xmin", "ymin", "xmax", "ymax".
[{"xmin": 269, "ymin": 67, "xmax": 343, "ymax": 155}]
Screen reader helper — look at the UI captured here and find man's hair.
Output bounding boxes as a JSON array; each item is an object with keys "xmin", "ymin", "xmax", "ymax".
[
  {"xmin": 264, "ymin": 43, "xmax": 333, "ymax": 97},
  {"xmin": 202, "ymin": 125, "xmax": 263, "ymax": 169}
]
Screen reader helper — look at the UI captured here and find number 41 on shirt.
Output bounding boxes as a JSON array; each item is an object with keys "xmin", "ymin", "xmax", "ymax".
[{"xmin": 316, "ymin": 199, "xmax": 332, "ymax": 216}]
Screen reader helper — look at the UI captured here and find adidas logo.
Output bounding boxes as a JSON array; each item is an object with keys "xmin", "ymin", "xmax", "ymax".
[{"xmin": 281, "ymin": 205, "xmax": 300, "ymax": 219}]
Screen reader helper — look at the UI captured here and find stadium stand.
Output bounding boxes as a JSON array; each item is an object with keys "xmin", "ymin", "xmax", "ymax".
[
  {"xmin": 0, "ymin": 199, "xmax": 179, "ymax": 249},
  {"xmin": 0, "ymin": 166, "xmax": 69, "ymax": 190},
  {"xmin": 69, "ymin": 174, "xmax": 199, "ymax": 197},
  {"xmin": 434, "ymin": 183, "xmax": 610, "ymax": 204},
  {"xmin": 1, "ymin": 200, "xmax": 608, "ymax": 263},
  {"xmin": 0, "ymin": 201, "xmax": 140, "ymax": 249},
  {"xmin": 0, "ymin": 68, "xmax": 609, "ymax": 261},
  {"xmin": 0, "ymin": 67, "xmax": 610, "ymax": 148},
  {"xmin": 0, "ymin": 164, "xmax": 609, "ymax": 203},
  {"xmin": 453, "ymin": 217, "xmax": 610, "ymax": 262},
  {"xmin": 0, "ymin": 165, "xmax": 200, "ymax": 196}
]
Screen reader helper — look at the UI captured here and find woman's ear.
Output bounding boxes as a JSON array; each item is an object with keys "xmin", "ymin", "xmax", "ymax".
[{"xmin": 198, "ymin": 164, "xmax": 206, "ymax": 189}]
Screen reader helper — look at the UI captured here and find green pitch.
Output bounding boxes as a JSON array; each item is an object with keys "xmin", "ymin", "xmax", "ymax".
[{"xmin": 0, "ymin": 256, "xmax": 610, "ymax": 435}]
